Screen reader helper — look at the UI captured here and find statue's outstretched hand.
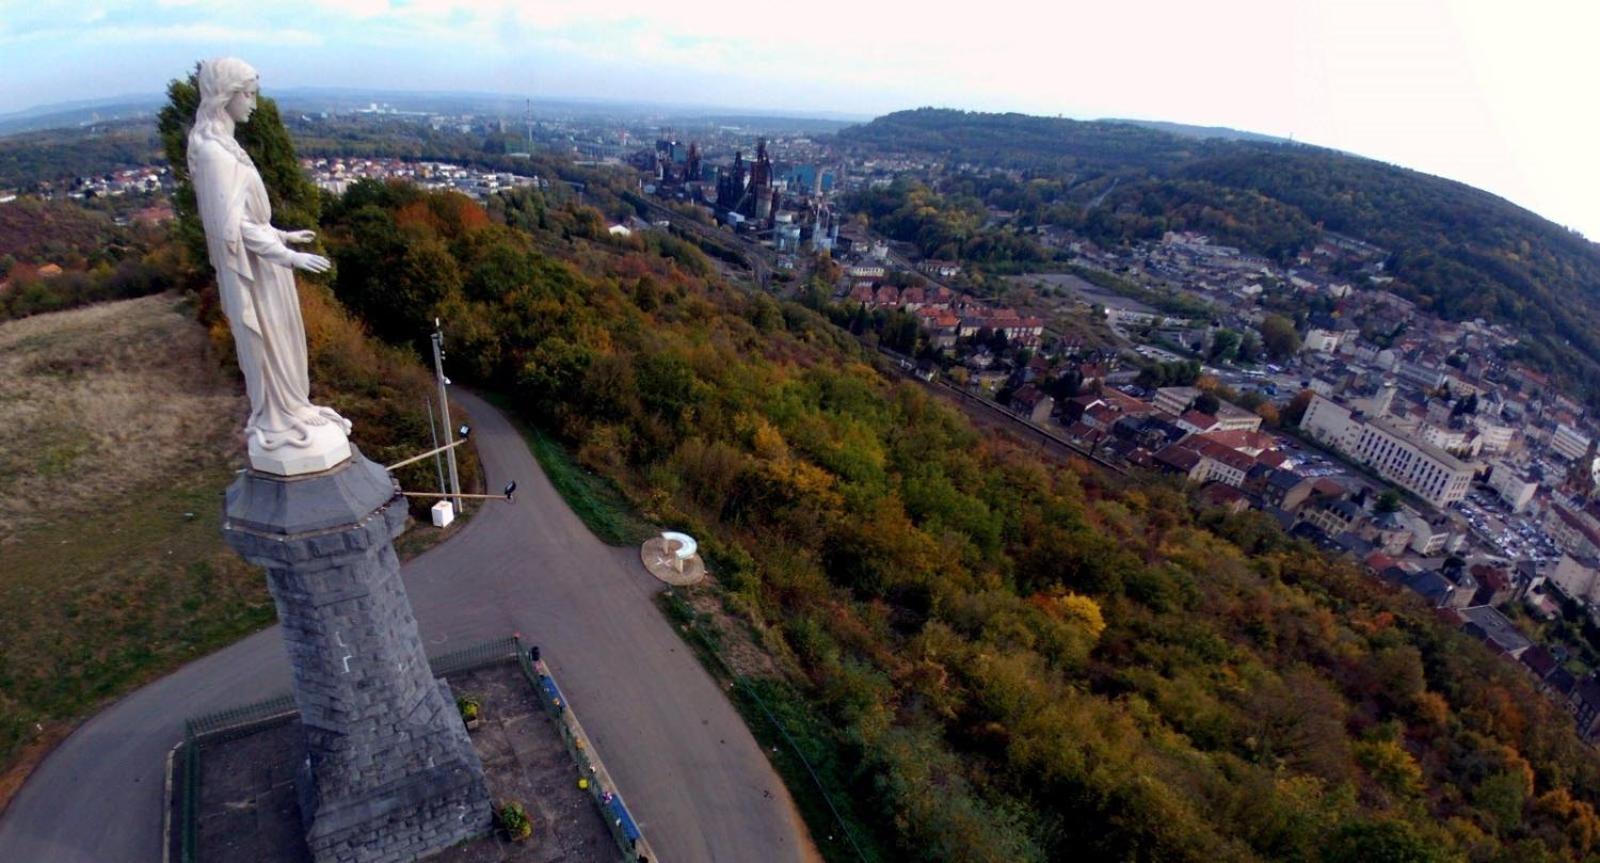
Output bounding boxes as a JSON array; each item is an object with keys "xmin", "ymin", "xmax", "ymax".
[
  {"xmin": 292, "ymin": 253, "xmax": 332, "ymax": 274},
  {"xmin": 283, "ymin": 229, "xmax": 317, "ymax": 244}
]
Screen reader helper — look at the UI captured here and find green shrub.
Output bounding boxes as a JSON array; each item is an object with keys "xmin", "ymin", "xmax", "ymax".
[{"xmin": 496, "ymin": 800, "xmax": 532, "ymax": 841}]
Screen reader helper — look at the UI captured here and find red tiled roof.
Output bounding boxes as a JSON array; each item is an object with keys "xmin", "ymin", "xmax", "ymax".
[
  {"xmin": 1256, "ymin": 450, "xmax": 1290, "ymax": 468},
  {"xmin": 1155, "ymin": 446, "xmax": 1203, "ymax": 471},
  {"xmin": 1199, "ymin": 483, "xmax": 1248, "ymax": 504},
  {"xmin": 1196, "ymin": 429, "xmax": 1276, "ymax": 452},
  {"xmin": 1311, "ymin": 477, "xmax": 1346, "ymax": 498}
]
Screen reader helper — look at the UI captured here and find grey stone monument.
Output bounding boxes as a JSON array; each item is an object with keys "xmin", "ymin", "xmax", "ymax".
[
  {"xmin": 194, "ymin": 57, "xmax": 491, "ymax": 862},
  {"xmin": 223, "ymin": 451, "xmax": 491, "ymax": 862}
]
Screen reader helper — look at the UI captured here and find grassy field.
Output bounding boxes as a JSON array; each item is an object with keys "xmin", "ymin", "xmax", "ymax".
[
  {"xmin": 0, "ymin": 292, "xmax": 478, "ymax": 808},
  {"xmin": 0, "ymin": 294, "xmax": 272, "ymax": 797}
]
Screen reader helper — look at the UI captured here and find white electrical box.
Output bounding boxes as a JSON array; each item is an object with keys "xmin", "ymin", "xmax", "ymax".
[{"xmin": 430, "ymin": 499, "xmax": 455, "ymax": 528}]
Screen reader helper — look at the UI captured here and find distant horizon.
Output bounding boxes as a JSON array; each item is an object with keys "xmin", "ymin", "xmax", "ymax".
[
  {"xmin": 5, "ymin": 85, "xmax": 1592, "ymax": 246},
  {"xmin": 3, "ymin": 1, "xmax": 1596, "ymax": 239}
]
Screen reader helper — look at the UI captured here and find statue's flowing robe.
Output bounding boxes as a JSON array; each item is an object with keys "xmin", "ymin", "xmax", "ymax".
[{"xmin": 189, "ymin": 135, "xmax": 347, "ymax": 450}]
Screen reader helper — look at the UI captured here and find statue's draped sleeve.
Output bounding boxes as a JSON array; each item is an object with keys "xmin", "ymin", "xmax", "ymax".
[
  {"xmin": 191, "ymin": 138, "xmax": 299, "ymax": 335},
  {"xmin": 240, "ymin": 219, "xmax": 297, "ymax": 267},
  {"xmin": 191, "ymin": 141, "xmax": 252, "ymax": 280}
]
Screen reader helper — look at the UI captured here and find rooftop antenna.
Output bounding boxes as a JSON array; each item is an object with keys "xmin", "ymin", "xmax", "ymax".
[{"xmin": 524, "ymin": 98, "xmax": 534, "ymax": 151}]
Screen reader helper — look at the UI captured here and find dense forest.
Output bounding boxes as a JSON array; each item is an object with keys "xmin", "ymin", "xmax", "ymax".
[
  {"xmin": 303, "ymin": 170, "xmax": 1600, "ymax": 861},
  {"xmin": 837, "ymin": 109, "xmax": 1600, "ymax": 403}
]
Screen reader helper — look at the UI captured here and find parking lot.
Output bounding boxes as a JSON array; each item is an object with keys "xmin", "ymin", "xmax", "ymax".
[{"xmin": 1456, "ymin": 488, "xmax": 1559, "ymax": 563}]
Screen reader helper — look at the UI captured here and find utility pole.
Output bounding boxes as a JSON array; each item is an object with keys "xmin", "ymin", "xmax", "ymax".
[
  {"xmin": 431, "ymin": 319, "xmax": 463, "ymax": 514},
  {"xmin": 424, "ymin": 394, "xmax": 446, "ymax": 496}
]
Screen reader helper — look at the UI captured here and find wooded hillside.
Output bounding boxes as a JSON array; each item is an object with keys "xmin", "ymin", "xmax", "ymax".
[{"xmin": 320, "ymin": 176, "xmax": 1600, "ymax": 862}]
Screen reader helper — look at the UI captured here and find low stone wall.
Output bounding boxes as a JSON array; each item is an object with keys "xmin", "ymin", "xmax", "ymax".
[{"xmin": 521, "ymin": 649, "xmax": 659, "ymax": 862}]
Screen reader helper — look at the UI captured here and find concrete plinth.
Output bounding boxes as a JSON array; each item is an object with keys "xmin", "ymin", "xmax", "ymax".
[
  {"xmin": 640, "ymin": 534, "xmax": 706, "ymax": 586},
  {"xmin": 222, "ymin": 447, "xmax": 492, "ymax": 863}
]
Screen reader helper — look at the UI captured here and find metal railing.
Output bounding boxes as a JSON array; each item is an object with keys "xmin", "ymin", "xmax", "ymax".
[{"xmin": 429, "ymin": 636, "xmax": 521, "ymax": 677}]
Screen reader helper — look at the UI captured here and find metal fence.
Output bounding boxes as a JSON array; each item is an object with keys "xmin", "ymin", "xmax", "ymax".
[
  {"xmin": 429, "ymin": 635, "xmax": 521, "ymax": 677},
  {"xmin": 177, "ymin": 635, "xmax": 642, "ymax": 863}
]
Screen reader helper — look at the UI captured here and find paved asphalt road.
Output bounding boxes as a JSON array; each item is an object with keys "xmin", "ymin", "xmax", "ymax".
[{"xmin": 0, "ymin": 390, "xmax": 818, "ymax": 863}]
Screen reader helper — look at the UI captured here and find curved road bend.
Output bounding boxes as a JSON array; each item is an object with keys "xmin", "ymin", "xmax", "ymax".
[{"xmin": 0, "ymin": 390, "xmax": 819, "ymax": 863}]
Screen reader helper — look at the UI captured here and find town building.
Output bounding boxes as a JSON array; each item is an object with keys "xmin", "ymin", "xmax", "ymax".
[
  {"xmin": 1213, "ymin": 401, "xmax": 1264, "ymax": 433},
  {"xmin": 1487, "ymin": 463, "xmax": 1538, "ymax": 512},
  {"xmin": 1553, "ymin": 424, "xmax": 1592, "ymax": 462},
  {"xmin": 1473, "ymin": 416, "xmax": 1515, "ymax": 454},
  {"xmin": 1009, "ymin": 385, "xmax": 1055, "ymax": 424},
  {"xmin": 1547, "ymin": 503, "xmax": 1600, "ymax": 559},
  {"xmin": 1395, "ymin": 509, "xmax": 1455, "ymax": 556},
  {"xmin": 1300, "ymin": 394, "xmax": 1361, "ymax": 452},
  {"xmin": 1153, "ymin": 387, "xmax": 1202, "ymax": 417},
  {"xmin": 1550, "ymin": 555, "xmax": 1600, "ymax": 605},
  {"xmin": 1348, "ymin": 417, "xmax": 1476, "ymax": 508},
  {"xmin": 1460, "ymin": 606, "xmax": 1533, "ymax": 658},
  {"xmin": 1302, "ymin": 498, "xmax": 1366, "ymax": 537}
]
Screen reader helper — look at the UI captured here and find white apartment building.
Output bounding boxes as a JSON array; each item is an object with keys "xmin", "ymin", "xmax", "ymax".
[
  {"xmin": 1552, "ymin": 423, "xmax": 1592, "ymax": 462},
  {"xmin": 1487, "ymin": 463, "xmax": 1537, "ymax": 512},
  {"xmin": 1353, "ymin": 384, "xmax": 1398, "ymax": 419},
  {"xmin": 1418, "ymin": 422, "xmax": 1472, "ymax": 455},
  {"xmin": 1300, "ymin": 394, "xmax": 1361, "ymax": 452},
  {"xmin": 1551, "ymin": 555, "xmax": 1600, "ymax": 605},
  {"xmin": 1303, "ymin": 327, "xmax": 1346, "ymax": 354},
  {"xmin": 1300, "ymin": 394, "xmax": 1475, "ymax": 508},
  {"xmin": 1153, "ymin": 386, "xmax": 1203, "ymax": 417},
  {"xmin": 1349, "ymin": 417, "xmax": 1476, "ymax": 508},
  {"xmin": 1396, "ymin": 509, "xmax": 1453, "ymax": 555},
  {"xmin": 1214, "ymin": 403, "xmax": 1263, "ymax": 433},
  {"xmin": 1473, "ymin": 416, "xmax": 1514, "ymax": 454}
]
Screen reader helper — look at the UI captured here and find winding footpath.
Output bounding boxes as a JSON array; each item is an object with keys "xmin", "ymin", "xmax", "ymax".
[{"xmin": 0, "ymin": 390, "xmax": 818, "ymax": 863}]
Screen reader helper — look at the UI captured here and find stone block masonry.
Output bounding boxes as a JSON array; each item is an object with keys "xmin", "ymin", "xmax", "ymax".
[{"xmin": 222, "ymin": 447, "xmax": 492, "ymax": 863}]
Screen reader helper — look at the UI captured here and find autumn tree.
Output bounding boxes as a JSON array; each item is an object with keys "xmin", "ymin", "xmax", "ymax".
[{"xmin": 1260, "ymin": 313, "xmax": 1302, "ymax": 360}]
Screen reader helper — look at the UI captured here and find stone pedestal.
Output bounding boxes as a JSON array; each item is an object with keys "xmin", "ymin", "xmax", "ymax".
[{"xmin": 222, "ymin": 447, "xmax": 491, "ymax": 863}]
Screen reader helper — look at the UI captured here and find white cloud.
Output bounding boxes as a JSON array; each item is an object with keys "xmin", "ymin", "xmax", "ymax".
[{"xmin": 103, "ymin": 22, "xmax": 324, "ymax": 46}]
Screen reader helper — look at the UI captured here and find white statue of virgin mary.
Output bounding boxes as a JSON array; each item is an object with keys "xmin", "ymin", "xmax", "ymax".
[{"xmin": 188, "ymin": 58, "xmax": 352, "ymax": 476}]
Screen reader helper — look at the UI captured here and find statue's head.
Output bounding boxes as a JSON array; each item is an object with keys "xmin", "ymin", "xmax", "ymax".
[{"xmin": 196, "ymin": 57, "xmax": 260, "ymax": 128}]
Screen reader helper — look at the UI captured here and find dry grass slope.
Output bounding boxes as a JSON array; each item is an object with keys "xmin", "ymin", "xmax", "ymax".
[
  {"xmin": 0, "ymin": 293, "xmax": 243, "ymax": 540},
  {"xmin": 0, "ymin": 293, "xmax": 272, "ymax": 805}
]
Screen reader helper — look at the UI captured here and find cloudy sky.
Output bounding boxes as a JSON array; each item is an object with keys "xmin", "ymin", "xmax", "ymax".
[{"xmin": 2, "ymin": 0, "xmax": 1597, "ymax": 239}]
